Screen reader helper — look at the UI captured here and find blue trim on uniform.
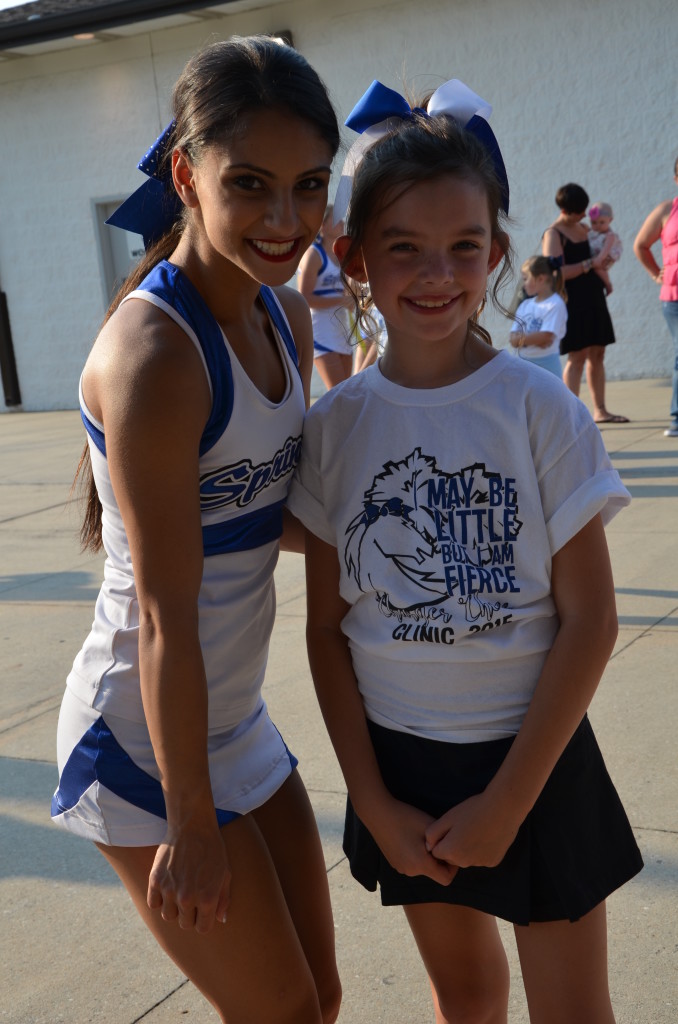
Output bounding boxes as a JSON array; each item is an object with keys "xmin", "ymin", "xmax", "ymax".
[
  {"xmin": 202, "ymin": 499, "xmax": 285, "ymax": 556},
  {"xmin": 257, "ymin": 286, "xmax": 301, "ymax": 382},
  {"xmin": 51, "ymin": 716, "xmax": 240, "ymax": 827},
  {"xmin": 312, "ymin": 240, "xmax": 328, "ymax": 278},
  {"xmin": 80, "ymin": 408, "xmax": 106, "ymax": 455},
  {"xmin": 138, "ymin": 261, "xmax": 235, "ymax": 456},
  {"xmin": 314, "ymin": 341, "xmax": 335, "ymax": 354},
  {"xmin": 80, "ymin": 260, "xmax": 235, "ymax": 460},
  {"xmin": 140, "ymin": 262, "xmax": 300, "ymax": 408},
  {"xmin": 78, "ymin": 263, "xmax": 300, "ymax": 559},
  {"xmin": 83, "ymin": 264, "xmax": 299, "ymax": 460}
]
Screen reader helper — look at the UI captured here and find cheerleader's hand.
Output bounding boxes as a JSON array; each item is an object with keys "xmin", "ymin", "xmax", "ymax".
[
  {"xmin": 148, "ymin": 817, "xmax": 231, "ymax": 933},
  {"xmin": 364, "ymin": 795, "xmax": 458, "ymax": 885},
  {"xmin": 424, "ymin": 791, "xmax": 520, "ymax": 870}
]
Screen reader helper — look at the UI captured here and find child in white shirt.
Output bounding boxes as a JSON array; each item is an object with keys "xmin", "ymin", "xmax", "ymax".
[
  {"xmin": 288, "ymin": 79, "xmax": 642, "ymax": 1024},
  {"xmin": 510, "ymin": 254, "xmax": 568, "ymax": 376}
]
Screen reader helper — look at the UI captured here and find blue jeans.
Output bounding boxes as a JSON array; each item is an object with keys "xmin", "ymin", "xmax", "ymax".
[{"xmin": 662, "ymin": 301, "xmax": 678, "ymax": 422}]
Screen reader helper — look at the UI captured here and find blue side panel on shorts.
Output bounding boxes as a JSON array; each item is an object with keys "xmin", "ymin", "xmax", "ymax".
[{"xmin": 51, "ymin": 716, "xmax": 240, "ymax": 827}]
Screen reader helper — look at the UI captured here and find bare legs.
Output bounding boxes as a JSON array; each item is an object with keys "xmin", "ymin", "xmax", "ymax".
[
  {"xmin": 96, "ymin": 772, "xmax": 340, "ymax": 1024},
  {"xmin": 562, "ymin": 346, "xmax": 602, "ymax": 408},
  {"xmin": 404, "ymin": 901, "xmax": 615, "ymax": 1024},
  {"xmin": 314, "ymin": 352, "xmax": 353, "ymax": 390},
  {"xmin": 515, "ymin": 903, "xmax": 615, "ymax": 1024},
  {"xmin": 563, "ymin": 346, "xmax": 628, "ymax": 422},
  {"xmin": 404, "ymin": 903, "xmax": 510, "ymax": 1023}
]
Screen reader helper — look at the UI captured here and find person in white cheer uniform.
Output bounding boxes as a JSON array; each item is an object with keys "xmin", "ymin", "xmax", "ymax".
[
  {"xmin": 51, "ymin": 36, "xmax": 341, "ymax": 1024},
  {"xmin": 298, "ymin": 204, "xmax": 354, "ymax": 389}
]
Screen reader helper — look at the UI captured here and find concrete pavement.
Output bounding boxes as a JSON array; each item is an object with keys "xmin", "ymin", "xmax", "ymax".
[{"xmin": 1, "ymin": 376, "xmax": 677, "ymax": 1022}]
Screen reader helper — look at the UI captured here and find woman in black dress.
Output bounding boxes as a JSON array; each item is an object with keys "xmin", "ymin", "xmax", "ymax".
[{"xmin": 543, "ymin": 182, "xmax": 628, "ymax": 423}]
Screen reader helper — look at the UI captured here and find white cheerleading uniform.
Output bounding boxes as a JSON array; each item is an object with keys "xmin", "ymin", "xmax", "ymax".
[
  {"xmin": 308, "ymin": 242, "xmax": 353, "ymax": 356},
  {"xmin": 52, "ymin": 260, "xmax": 305, "ymax": 845}
]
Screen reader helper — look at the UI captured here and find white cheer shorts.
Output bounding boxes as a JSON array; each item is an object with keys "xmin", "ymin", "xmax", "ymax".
[{"xmin": 51, "ymin": 687, "xmax": 297, "ymax": 846}]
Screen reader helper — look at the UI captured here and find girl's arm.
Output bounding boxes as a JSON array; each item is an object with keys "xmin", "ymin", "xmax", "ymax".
[
  {"xmin": 542, "ymin": 226, "xmax": 593, "ymax": 282},
  {"xmin": 88, "ymin": 300, "xmax": 229, "ymax": 933},
  {"xmin": 511, "ymin": 299, "xmax": 565, "ymax": 350},
  {"xmin": 296, "ymin": 244, "xmax": 324, "ymax": 307},
  {"xmin": 510, "ymin": 330, "xmax": 556, "ymax": 350},
  {"xmin": 305, "ymin": 531, "xmax": 456, "ymax": 885},
  {"xmin": 297, "ymin": 245, "xmax": 349, "ymax": 310},
  {"xmin": 595, "ymin": 231, "xmax": 617, "ymax": 264},
  {"xmin": 634, "ymin": 200, "xmax": 673, "ymax": 282},
  {"xmin": 353, "ymin": 338, "xmax": 379, "ymax": 372},
  {"xmin": 425, "ymin": 514, "xmax": 618, "ymax": 868}
]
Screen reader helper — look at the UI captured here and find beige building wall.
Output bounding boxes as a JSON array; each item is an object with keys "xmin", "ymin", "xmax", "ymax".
[{"xmin": 0, "ymin": 0, "xmax": 676, "ymax": 410}]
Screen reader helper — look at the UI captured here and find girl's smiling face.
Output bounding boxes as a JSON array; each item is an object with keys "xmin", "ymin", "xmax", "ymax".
[
  {"xmin": 352, "ymin": 175, "xmax": 503, "ymax": 359},
  {"xmin": 174, "ymin": 108, "xmax": 333, "ymax": 286}
]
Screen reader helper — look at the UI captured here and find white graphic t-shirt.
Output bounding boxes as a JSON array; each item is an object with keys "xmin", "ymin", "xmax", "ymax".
[
  {"xmin": 288, "ymin": 352, "xmax": 630, "ymax": 742},
  {"xmin": 510, "ymin": 293, "xmax": 568, "ymax": 359}
]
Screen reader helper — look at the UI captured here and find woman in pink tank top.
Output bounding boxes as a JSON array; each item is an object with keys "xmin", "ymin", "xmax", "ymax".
[{"xmin": 634, "ymin": 156, "xmax": 678, "ymax": 436}]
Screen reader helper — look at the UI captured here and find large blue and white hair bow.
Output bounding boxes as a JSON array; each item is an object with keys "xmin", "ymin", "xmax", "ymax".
[
  {"xmin": 106, "ymin": 121, "xmax": 183, "ymax": 248},
  {"xmin": 333, "ymin": 79, "xmax": 509, "ymax": 224}
]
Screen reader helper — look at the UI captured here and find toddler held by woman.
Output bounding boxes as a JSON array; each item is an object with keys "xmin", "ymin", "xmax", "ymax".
[{"xmin": 588, "ymin": 201, "xmax": 623, "ymax": 294}]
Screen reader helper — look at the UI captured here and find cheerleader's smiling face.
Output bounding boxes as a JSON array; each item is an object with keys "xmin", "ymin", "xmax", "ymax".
[{"xmin": 173, "ymin": 108, "xmax": 333, "ymax": 286}]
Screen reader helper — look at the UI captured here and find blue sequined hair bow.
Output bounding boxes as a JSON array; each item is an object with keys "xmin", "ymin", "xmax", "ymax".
[
  {"xmin": 106, "ymin": 121, "xmax": 183, "ymax": 248},
  {"xmin": 333, "ymin": 79, "xmax": 509, "ymax": 223}
]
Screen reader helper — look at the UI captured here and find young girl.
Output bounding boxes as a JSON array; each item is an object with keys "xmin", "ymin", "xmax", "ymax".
[
  {"xmin": 298, "ymin": 205, "xmax": 354, "ymax": 388},
  {"xmin": 288, "ymin": 81, "xmax": 642, "ymax": 1024},
  {"xmin": 510, "ymin": 255, "xmax": 567, "ymax": 377},
  {"xmin": 50, "ymin": 37, "xmax": 341, "ymax": 1024}
]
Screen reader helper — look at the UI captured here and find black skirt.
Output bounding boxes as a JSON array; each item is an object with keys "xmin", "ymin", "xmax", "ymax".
[
  {"xmin": 560, "ymin": 235, "xmax": 615, "ymax": 353},
  {"xmin": 344, "ymin": 717, "xmax": 643, "ymax": 926}
]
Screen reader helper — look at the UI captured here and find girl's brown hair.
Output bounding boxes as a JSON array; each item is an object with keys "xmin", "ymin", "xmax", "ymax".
[
  {"xmin": 76, "ymin": 36, "xmax": 339, "ymax": 551},
  {"xmin": 521, "ymin": 254, "xmax": 567, "ymax": 300},
  {"xmin": 339, "ymin": 111, "xmax": 513, "ymax": 348}
]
